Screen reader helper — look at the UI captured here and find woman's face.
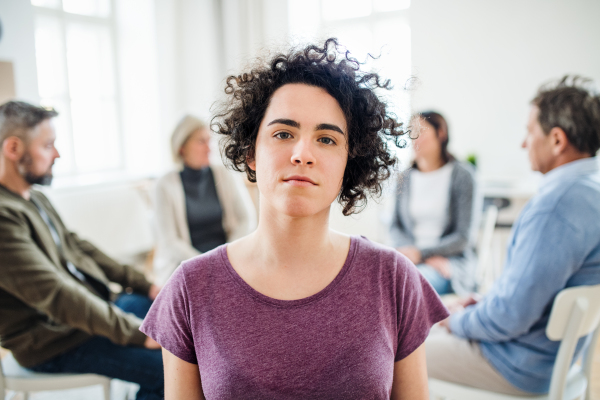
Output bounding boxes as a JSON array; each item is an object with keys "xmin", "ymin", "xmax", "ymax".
[
  {"xmin": 413, "ymin": 118, "xmax": 442, "ymax": 162},
  {"xmin": 249, "ymin": 83, "xmax": 348, "ymax": 218},
  {"xmin": 180, "ymin": 128, "xmax": 211, "ymax": 169}
]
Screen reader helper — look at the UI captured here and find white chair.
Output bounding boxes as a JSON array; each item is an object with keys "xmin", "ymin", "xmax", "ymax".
[
  {"xmin": 429, "ymin": 283, "xmax": 600, "ymax": 400},
  {"xmin": 1, "ymin": 351, "xmax": 110, "ymax": 400}
]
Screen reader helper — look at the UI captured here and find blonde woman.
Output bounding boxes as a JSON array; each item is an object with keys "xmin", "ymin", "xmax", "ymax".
[{"xmin": 153, "ymin": 115, "xmax": 256, "ymax": 285}]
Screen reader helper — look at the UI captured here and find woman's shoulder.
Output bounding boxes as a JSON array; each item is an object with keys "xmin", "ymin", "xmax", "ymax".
[
  {"xmin": 155, "ymin": 169, "xmax": 182, "ymax": 188},
  {"xmin": 209, "ymin": 163, "xmax": 242, "ymax": 186},
  {"xmin": 450, "ymin": 160, "xmax": 476, "ymax": 179},
  {"xmin": 167, "ymin": 245, "xmax": 228, "ymax": 289},
  {"xmin": 208, "ymin": 163, "xmax": 231, "ymax": 178},
  {"xmin": 352, "ymin": 236, "xmax": 418, "ymax": 279}
]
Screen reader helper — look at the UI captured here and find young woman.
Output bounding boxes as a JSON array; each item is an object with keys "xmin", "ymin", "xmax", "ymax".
[
  {"xmin": 391, "ymin": 112, "xmax": 478, "ymax": 295},
  {"xmin": 152, "ymin": 115, "xmax": 256, "ymax": 285},
  {"xmin": 141, "ymin": 39, "xmax": 448, "ymax": 400}
]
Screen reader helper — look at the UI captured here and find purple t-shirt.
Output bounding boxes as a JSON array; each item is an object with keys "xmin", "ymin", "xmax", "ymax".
[{"xmin": 141, "ymin": 235, "xmax": 448, "ymax": 399}]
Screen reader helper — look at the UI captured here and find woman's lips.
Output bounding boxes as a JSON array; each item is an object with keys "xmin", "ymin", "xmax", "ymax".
[{"xmin": 284, "ymin": 176, "xmax": 317, "ymax": 187}]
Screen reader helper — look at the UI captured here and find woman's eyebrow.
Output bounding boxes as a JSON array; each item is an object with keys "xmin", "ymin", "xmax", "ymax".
[
  {"xmin": 267, "ymin": 118, "xmax": 300, "ymax": 128},
  {"xmin": 315, "ymin": 123, "xmax": 344, "ymax": 135}
]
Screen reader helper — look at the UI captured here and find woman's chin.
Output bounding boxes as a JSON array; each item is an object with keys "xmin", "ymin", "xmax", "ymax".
[{"xmin": 275, "ymin": 200, "xmax": 330, "ymax": 219}]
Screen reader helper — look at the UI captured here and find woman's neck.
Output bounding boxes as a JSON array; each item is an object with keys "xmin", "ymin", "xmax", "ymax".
[
  {"xmin": 415, "ymin": 156, "xmax": 445, "ymax": 173},
  {"xmin": 227, "ymin": 195, "xmax": 351, "ymax": 300},
  {"xmin": 250, "ymin": 200, "xmax": 337, "ymax": 272}
]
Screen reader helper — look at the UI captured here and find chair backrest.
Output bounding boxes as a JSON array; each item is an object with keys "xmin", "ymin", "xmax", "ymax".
[
  {"xmin": 545, "ymin": 284, "xmax": 600, "ymax": 400},
  {"xmin": 547, "ymin": 284, "xmax": 600, "ymax": 340},
  {"xmin": 0, "ymin": 351, "xmax": 6, "ymax": 394}
]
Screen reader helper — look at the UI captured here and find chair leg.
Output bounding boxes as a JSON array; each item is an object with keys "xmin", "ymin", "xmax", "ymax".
[
  {"xmin": 103, "ymin": 380, "xmax": 111, "ymax": 400},
  {"xmin": 5, "ymin": 391, "xmax": 20, "ymax": 400}
]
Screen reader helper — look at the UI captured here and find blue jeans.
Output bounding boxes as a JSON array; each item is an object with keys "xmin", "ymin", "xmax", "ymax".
[
  {"xmin": 418, "ymin": 264, "xmax": 453, "ymax": 295},
  {"xmin": 29, "ymin": 293, "xmax": 163, "ymax": 400}
]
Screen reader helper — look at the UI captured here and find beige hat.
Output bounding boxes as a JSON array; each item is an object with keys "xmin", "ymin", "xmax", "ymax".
[{"xmin": 170, "ymin": 114, "xmax": 207, "ymax": 164}]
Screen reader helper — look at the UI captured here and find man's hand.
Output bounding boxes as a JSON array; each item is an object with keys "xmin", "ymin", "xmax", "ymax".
[
  {"xmin": 446, "ymin": 293, "xmax": 481, "ymax": 314},
  {"xmin": 424, "ymin": 256, "xmax": 451, "ymax": 278},
  {"xmin": 144, "ymin": 336, "xmax": 161, "ymax": 349},
  {"xmin": 397, "ymin": 246, "xmax": 422, "ymax": 265},
  {"xmin": 439, "ymin": 293, "xmax": 482, "ymax": 333},
  {"xmin": 458, "ymin": 293, "xmax": 481, "ymax": 308},
  {"xmin": 148, "ymin": 284, "xmax": 162, "ymax": 301}
]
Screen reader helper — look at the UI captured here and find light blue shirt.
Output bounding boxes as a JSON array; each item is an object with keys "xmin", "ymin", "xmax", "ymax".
[{"xmin": 449, "ymin": 157, "xmax": 600, "ymax": 393}]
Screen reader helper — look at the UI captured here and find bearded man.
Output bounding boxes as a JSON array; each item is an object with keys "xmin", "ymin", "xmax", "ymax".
[{"xmin": 0, "ymin": 101, "xmax": 163, "ymax": 400}]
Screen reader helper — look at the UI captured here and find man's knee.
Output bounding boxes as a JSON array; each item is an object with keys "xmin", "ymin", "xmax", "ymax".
[{"xmin": 114, "ymin": 292, "xmax": 153, "ymax": 318}]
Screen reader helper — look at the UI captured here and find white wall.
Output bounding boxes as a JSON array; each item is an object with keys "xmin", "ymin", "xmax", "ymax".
[
  {"xmin": 154, "ymin": 0, "xmax": 228, "ymax": 169},
  {"xmin": 153, "ymin": 0, "xmax": 291, "ymax": 170},
  {"xmin": 0, "ymin": 0, "xmax": 39, "ymax": 103},
  {"xmin": 411, "ymin": 0, "xmax": 600, "ymax": 185}
]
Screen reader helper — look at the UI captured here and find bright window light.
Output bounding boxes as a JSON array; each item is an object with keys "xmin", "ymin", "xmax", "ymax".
[
  {"xmin": 321, "ymin": 0, "xmax": 372, "ymax": 21},
  {"xmin": 32, "ymin": 0, "xmax": 122, "ymax": 176},
  {"xmin": 31, "ymin": 0, "xmax": 60, "ymax": 9},
  {"xmin": 62, "ymin": 0, "xmax": 111, "ymax": 18},
  {"xmin": 373, "ymin": 0, "xmax": 410, "ymax": 12}
]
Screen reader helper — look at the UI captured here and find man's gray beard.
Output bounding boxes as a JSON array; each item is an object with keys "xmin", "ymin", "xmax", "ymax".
[{"xmin": 18, "ymin": 153, "xmax": 54, "ymax": 186}]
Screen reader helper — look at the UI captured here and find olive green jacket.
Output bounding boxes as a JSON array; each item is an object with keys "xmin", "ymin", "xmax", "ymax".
[{"xmin": 0, "ymin": 184, "xmax": 151, "ymax": 367}]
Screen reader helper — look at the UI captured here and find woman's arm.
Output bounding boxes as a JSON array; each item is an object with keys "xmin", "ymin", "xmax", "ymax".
[
  {"xmin": 390, "ymin": 343, "xmax": 428, "ymax": 400},
  {"xmin": 390, "ymin": 175, "xmax": 415, "ymax": 249},
  {"xmin": 163, "ymin": 348, "xmax": 205, "ymax": 400}
]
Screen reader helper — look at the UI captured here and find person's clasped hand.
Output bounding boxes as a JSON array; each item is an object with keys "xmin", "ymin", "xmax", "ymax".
[{"xmin": 438, "ymin": 293, "xmax": 482, "ymax": 332}]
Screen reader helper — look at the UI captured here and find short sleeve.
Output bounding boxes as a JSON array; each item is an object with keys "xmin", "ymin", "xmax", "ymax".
[
  {"xmin": 394, "ymin": 259, "xmax": 449, "ymax": 361},
  {"xmin": 140, "ymin": 265, "xmax": 197, "ymax": 364}
]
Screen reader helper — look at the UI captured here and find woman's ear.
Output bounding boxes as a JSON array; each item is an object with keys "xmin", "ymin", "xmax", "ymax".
[
  {"xmin": 247, "ymin": 156, "xmax": 256, "ymax": 171},
  {"xmin": 246, "ymin": 147, "xmax": 256, "ymax": 171},
  {"xmin": 437, "ymin": 127, "xmax": 448, "ymax": 142}
]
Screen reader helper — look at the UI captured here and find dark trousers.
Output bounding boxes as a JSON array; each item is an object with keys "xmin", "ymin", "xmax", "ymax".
[{"xmin": 29, "ymin": 293, "xmax": 163, "ymax": 400}]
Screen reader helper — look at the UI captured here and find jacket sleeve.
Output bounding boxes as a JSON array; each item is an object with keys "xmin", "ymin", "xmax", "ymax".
[
  {"xmin": 0, "ymin": 210, "xmax": 147, "ymax": 347},
  {"xmin": 66, "ymin": 231, "xmax": 152, "ymax": 295},
  {"xmin": 419, "ymin": 166, "xmax": 476, "ymax": 259},
  {"xmin": 449, "ymin": 211, "xmax": 585, "ymax": 342},
  {"xmin": 153, "ymin": 176, "xmax": 200, "ymax": 280},
  {"xmin": 389, "ymin": 177, "xmax": 414, "ymax": 248},
  {"xmin": 224, "ymin": 171, "xmax": 257, "ymax": 241}
]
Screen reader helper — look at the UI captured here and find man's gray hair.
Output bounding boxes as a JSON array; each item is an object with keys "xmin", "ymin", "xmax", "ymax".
[
  {"xmin": 532, "ymin": 75, "xmax": 600, "ymax": 156},
  {"xmin": 0, "ymin": 101, "xmax": 58, "ymax": 144}
]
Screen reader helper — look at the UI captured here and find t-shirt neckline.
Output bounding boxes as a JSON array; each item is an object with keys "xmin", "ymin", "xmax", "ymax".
[{"xmin": 219, "ymin": 235, "xmax": 359, "ymax": 308}]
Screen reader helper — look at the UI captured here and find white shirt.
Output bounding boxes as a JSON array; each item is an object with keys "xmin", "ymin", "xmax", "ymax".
[{"xmin": 409, "ymin": 162, "xmax": 453, "ymax": 249}]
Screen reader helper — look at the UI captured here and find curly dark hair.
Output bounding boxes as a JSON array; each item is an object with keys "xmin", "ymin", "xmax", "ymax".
[
  {"xmin": 212, "ymin": 38, "xmax": 408, "ymax": 216},
  {"xmin": 532, "ymin": 75, "xmax": 600, "ymax": 156}
]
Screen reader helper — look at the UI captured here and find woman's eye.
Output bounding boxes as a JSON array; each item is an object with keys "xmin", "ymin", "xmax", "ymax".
[
  {"xmin": 275, "ymin": 132, "xmax": 292, "ymax": 140},
  {"xmin": 319, "ymin": 137, "xmax": 336, "ymax": 145}
]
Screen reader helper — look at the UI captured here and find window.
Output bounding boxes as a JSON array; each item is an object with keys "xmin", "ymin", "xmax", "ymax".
[
  {"xmin": 32, "ymin": 0, "xmax": 122, "ymax": 176},
  {"xmin": 288, "ymin": 0, "xmax": 412, "ymax": 166}
]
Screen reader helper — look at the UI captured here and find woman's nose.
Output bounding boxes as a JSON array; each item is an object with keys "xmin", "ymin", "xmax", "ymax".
[{"xmin": 291, "ymin": 139, "xmax": 315, "ymax": 165}]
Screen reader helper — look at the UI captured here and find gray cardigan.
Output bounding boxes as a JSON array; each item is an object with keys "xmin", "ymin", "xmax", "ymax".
[{"xmin": 390, "ymin": 161, "xmax": 479, "ymax": 295}]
